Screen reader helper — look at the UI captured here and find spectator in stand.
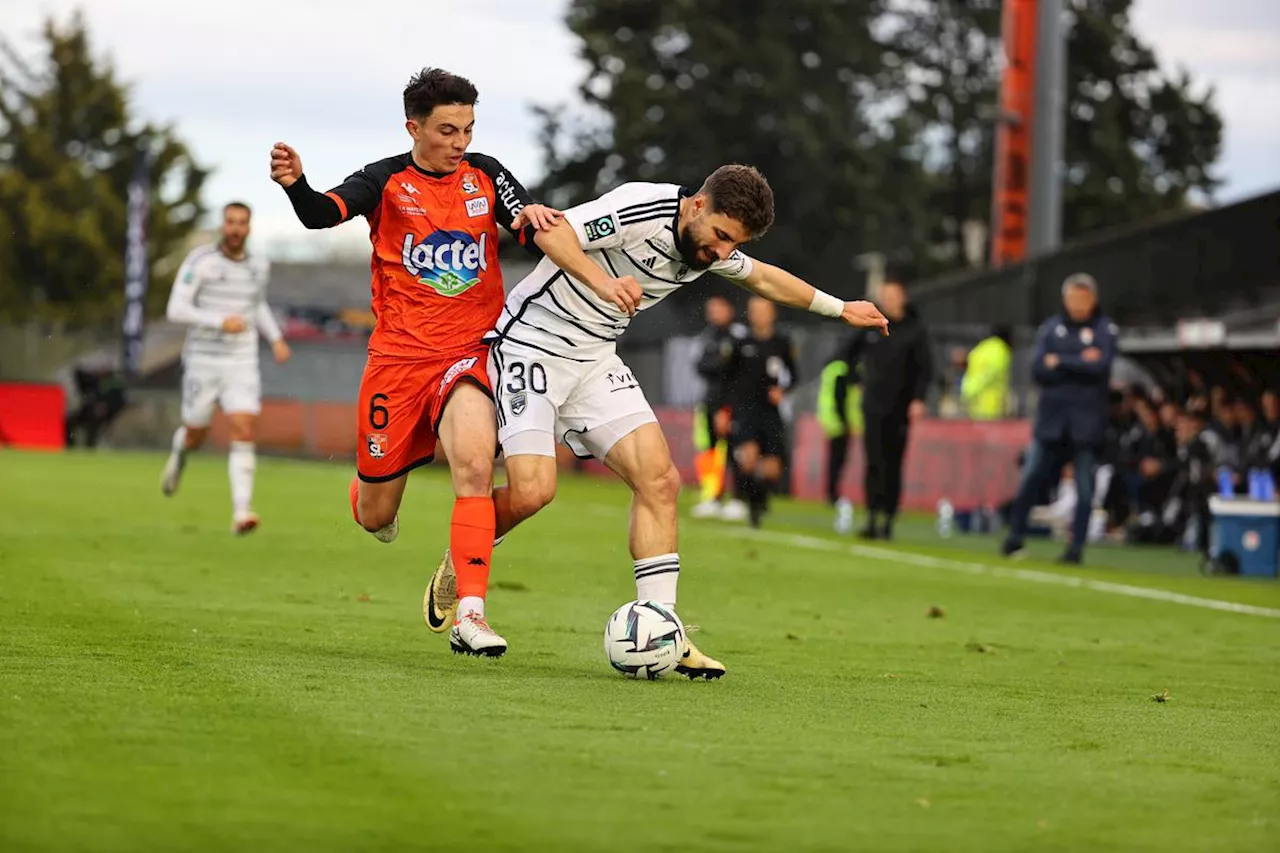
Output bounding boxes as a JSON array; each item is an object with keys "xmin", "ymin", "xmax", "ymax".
[
  {"xmin": 1236, "ymin": 398, "xmax": 1262, "ymax": 465},
  {"xmin": 1157, "ymin": 410, "xmax": 1214, "ymax": 554},
  {"xmin": 1203, "ymin": 395, "xmax": 1244, "ymax": 492},
  {"xmin": 1159, "ymin": 399, "xmax": 1180, "ymax": 433},
  {"xmin": 1262, "ymin": 390, "xmax": 1280, "ymax": 433},
  {"xmin": 1256, "ymin": 391, "xmax": 1280, "ymax": 479},
  {"xmin": 1123, "ymin": 395, "xmax": 1178, "ymax": 538}
]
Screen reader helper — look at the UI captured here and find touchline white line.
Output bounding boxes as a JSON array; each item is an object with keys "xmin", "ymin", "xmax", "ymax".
[{"xmin": 728, "ymin": 527, "xmax": 1280, "ymax": 620}]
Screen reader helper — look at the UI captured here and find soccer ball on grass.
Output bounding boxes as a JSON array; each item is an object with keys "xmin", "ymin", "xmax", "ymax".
[{"xmin": 603, "ymin": 600, "xmax": 686, "ymax": 679}]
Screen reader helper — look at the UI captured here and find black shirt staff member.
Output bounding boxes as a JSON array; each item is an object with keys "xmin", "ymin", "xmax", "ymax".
[
  {"xmin": 727, "ymin": 297, "xmax": 798, "ymax": 528},
  {"xmin": 840, "ymin": 279, "xmax": 932, "ymax": 540}
]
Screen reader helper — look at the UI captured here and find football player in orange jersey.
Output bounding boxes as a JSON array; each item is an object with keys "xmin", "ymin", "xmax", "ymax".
[{"xmin": 271, "ymin": 69, "xmax": 637, "ymax": 657}]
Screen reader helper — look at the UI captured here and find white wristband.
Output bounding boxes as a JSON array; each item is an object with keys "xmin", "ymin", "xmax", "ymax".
[{"xmin": 808, "ymin": 289, "xmax": 844, "ymax": 318}]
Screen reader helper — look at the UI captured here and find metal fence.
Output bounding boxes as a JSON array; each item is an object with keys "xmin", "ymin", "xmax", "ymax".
[{"xmin": 910, "ymin": 190, "xmax": 1280, "ymax": 328}]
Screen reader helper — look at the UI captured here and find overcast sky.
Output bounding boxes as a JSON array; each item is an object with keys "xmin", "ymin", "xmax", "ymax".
[{"xmin": 4, "ymin": 0, "xmax": 1278, "ymax": 258}]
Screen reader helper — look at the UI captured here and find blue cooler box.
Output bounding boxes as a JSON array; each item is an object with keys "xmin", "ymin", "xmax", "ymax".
[{"xmin": 1209, "ymin": 496, "xmax": 1280, "ymax": 578}]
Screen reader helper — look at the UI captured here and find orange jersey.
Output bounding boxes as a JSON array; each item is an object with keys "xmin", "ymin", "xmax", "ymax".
[{"xmin": 285, "ymin": 152, "xmax": 539, "ymax": 359}]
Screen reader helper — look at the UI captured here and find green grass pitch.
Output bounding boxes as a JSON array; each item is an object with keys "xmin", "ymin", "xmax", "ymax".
[{"xmin": 2, "ymin": 450, "xmax": 1278, "ymax": 852}]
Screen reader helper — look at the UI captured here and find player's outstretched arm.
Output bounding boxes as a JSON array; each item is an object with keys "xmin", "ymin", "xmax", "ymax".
[
  {"xmin": 733, "ymin": 260, "xmax": 889, "ymax": 334},
  {"xmin": 533, "ymin": 221, "xmax": 644, "ymax": 316},
  {"xmin": 270, "ymin": 142, "xmax": 380, "ymax": 230}
]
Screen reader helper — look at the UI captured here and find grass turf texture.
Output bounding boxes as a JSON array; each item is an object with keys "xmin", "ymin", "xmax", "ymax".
[{"xmin": 2, "ymin": 449, "xmax": 1278, "ymax": 852}]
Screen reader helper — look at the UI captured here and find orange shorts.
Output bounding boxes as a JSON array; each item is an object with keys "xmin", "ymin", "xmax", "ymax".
[{"xmin": 356, "ymin": 347, "xmax": 493, "ymax": 482}]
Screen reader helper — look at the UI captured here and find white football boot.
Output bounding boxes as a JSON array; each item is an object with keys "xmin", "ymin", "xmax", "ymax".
[
  {"xmin": 449, "ymin": 610, "xmax": 508, "ymax": 658},
  {"xmin": 160, "ymin": 452, "xmax": 185, "ymax": 497},
  {"xmin": 720, "ymin": 500, "xmax": 749, "ymax": 523},
  {"xmin": 690, "ymin": 499, "xmax": 722, "ymax": 520},
  {"xmin": 371, "ymin": 514, "xmax": 399, "ymax": 544},
  {"xmin": 232, "ymin": 510, "xmax": 259, "ymax": 535}
]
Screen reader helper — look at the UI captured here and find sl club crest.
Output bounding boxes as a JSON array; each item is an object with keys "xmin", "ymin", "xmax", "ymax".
[
  {"xmin": 366, "ymin": 433, "xmax": 388, "ymax": 459},
  {"xmin": 461, "ymin": 172, "xmax": 480, "ymax": 195},
  {"xmin": 510, "ymin": 392, "xmax": 527, "ymax": 417}
]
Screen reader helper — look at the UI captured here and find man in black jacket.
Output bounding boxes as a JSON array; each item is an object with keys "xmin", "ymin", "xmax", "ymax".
[
  {"xmin": 1001, "ymin": 273, "xmax": 1117, "ymax": 564},
  {"xmin": 691, "ymin": 295, "xmax": 747, "ymax": 518},
  {"xmin": 725, "ymin": 297, "xmax": 798, "ymax": 527},
  {"xmin": 841, "ymin": 279, "xmax": 933, "ymax": 540}
]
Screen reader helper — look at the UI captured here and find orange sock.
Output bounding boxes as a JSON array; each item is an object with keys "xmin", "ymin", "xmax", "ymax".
[
  {"xmin": 349, "ymin": 477, "xmax": 361, "ymax": 525},
  {"xmin": 452, "ymin": 496, "xmax": 496, "ymax": 600}
]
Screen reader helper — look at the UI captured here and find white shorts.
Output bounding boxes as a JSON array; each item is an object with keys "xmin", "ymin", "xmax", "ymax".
[
  {"xmin": 489, "ymin": 340, "xmax": 656, "ymax": 460},
  {"xmin": 181, "ymin": 360, "xmax": 261, "ymax": 427}
]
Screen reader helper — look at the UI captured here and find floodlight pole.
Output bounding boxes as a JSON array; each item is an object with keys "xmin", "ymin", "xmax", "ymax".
[{"xmin": 1027, "ymin": 0, "xmax": 1066, "ymax": 255}]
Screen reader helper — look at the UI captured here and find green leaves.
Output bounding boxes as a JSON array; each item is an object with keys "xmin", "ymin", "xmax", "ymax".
[
  {"xmin": 537, "ymin": 0, "xmax": 1223, "ymax": 282},
  {"xmin": 0, "ymin": 12, "xmax": 208, "ymax": 325}
]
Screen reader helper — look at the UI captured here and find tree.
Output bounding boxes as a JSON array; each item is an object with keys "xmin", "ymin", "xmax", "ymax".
[
  {"xmin": 876, "ymin": 0, "xmax": 1223, "ymax": 268},
  {"xmin": 873, "ymin": 0, "xmax": 1002, "ymax": 272},
  {"xmin": 0, "ymin": 13, "xmax": 208, "ymax": 325},
  {"xmin": 533, "ymin": 0, "xmax": 931, "ymax": 297},
  {"xmin": 1061, "ymin": 0, "xmax": 1222, "ymax": 237}
]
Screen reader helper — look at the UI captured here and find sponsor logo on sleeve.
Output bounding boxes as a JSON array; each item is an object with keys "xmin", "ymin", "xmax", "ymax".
[{"xmin": 584, "ymin": 214, "xmax": 617, "ymax": 242}]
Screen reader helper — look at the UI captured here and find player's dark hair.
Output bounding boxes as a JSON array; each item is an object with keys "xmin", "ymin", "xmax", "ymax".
[
  {"xmin": 699, "ymin": 165, "xmax": 774, "ymax": 237},
  {"xmin": 404, "ymin": 68, "xmax": 479, "ymax": 120},
  {"xmin": 224, "ymin": 201, "xmax": 251, "ymax": 216}
]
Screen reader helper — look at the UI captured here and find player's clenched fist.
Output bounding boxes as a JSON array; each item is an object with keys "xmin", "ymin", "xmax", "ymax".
[
  {"xmin": 598, "ymin": 275, "xmax": 643, "ymax": 316},
  {"xmin": 842, "ymin": 300, "xmax": 890, "ymax": 335},
  {"xmin": 270, "ymin": 142, "xmax": 303, "ymax": 188}
]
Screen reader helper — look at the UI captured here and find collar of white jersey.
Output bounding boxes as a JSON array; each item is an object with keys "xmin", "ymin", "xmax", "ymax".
[
  {"xmin": 217, "ymin": 241, "xmax": 250, "ymax": 262},
  {"xmin": 669, "ymin": 186, "xmax": 694, "ymax": 236}
]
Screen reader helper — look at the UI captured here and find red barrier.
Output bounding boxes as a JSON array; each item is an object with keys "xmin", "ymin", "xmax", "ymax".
[
  {"xmin": 790, "ymin": 416, "xmax": 1031, "ymax": 510},
  {"xmin": 208, "ymin": 401, "xmax": 1028, "ymax": 512},
  {"xmin": 0, "ymin": 382, "xmax": 66, "ymax": 450}
]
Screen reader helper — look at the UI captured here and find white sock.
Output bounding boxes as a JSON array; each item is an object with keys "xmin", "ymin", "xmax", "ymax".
[
  {"xmin": 634, "ymin": 553, "xmax": 679, "ymax": 610},
  {"xmin": 457, "ymin": 595, "xmax": 485, "ymax": 620},
  {"xmin": 171, "ymin": 426, "xmax": 188, "ymax": 456},
  {"xmin": 228, "ymin": 441, "xmax": 256, "ymax": 514},
  {"xmin": 493, "ymin": 534, "xmax": 506, "ymax": 548}
]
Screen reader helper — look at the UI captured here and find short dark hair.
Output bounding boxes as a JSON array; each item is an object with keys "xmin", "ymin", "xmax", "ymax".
[
  {"xmin": 699, "ymin": 165, "xmax": 774, "ymax": 237},
  {"xmin": 224, "ymin": 201, "xmax": 251, "ymax": 216},
  {"xmin": 404, "ymin": 68, "xmax": 479, "ymax": 120}
]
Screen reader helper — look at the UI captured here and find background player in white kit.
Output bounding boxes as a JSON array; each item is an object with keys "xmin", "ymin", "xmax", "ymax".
[
  {"xmin": 160, "ymin": 202, "xmax": 292, "ymax": 533},
  {"xmin": 426, "ymin": 165, "xmax": 888, "ymax": 676}
]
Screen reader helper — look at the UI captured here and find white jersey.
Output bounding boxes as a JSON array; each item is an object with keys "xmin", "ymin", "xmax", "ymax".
[
  {"xmin": 486, "ymin": 182, "xmax": 755, "ymax": 360},
  {"xmin": 166, "ymin": 244, "xmax": 281, "ymax": 366}
]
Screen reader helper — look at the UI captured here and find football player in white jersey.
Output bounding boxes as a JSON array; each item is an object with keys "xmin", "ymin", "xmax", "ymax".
[
  {"xmin": 424, "ymin": 165, "xmax": 887, "ymax": 676},
  {"xmin": 160, "ymin": 202, "xmax": 292, "ymax": 533}
]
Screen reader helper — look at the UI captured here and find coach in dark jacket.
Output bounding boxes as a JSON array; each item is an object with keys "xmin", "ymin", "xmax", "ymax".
[
  {"xmin": 1001, "ymin": 273, "xmax": 1117, "ymax": 564},
  {"xmin": 842, "ymin": 279, "xmax": 932, "ymax": 539}
]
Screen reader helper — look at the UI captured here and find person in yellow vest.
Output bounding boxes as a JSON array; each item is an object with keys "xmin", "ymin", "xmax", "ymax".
[
  {"xmin": 817, "ymin": 354, "xmax": 864, "ymax": 533},
  {"xmin": 961, "ymin": 325, "xmax": 1014, "ymax": 420}
]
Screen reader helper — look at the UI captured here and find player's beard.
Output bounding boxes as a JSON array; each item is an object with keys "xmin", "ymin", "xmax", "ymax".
[{"xmin": 675, "ymin": 222, "xmax": 716, "ymax": 271}]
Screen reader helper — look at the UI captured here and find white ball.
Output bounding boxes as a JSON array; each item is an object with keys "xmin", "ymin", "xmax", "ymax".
[{"xmin": 603, "ymin": 600, "xmax": 687, "ymax": 680}]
